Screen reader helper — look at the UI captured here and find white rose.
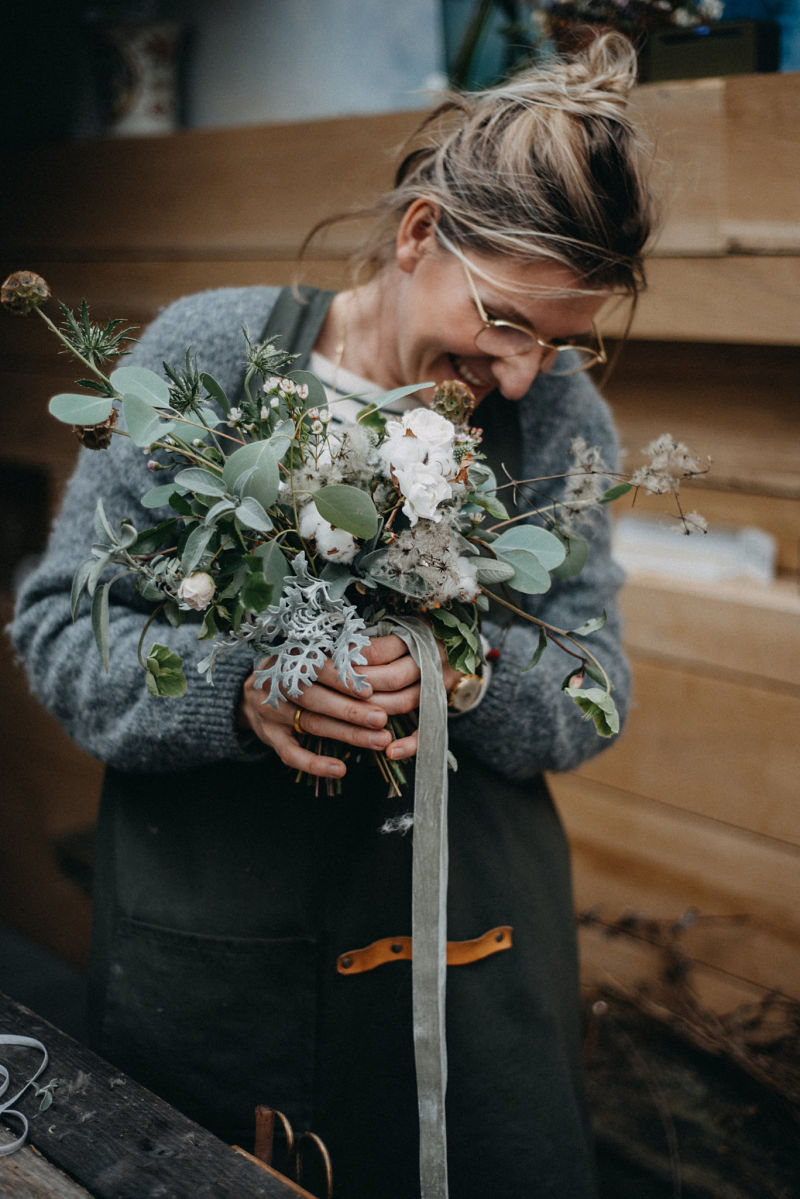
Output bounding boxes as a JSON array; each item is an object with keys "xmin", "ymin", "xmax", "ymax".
[
  {"xmin": 178, "ymin": 571, "xmax": 216, "ymax": 611},
  {"xmin": 379, "ymin": 421, "xmax": 428, "ymax": 476},
  {"xmin": 402, "ymin": 408, "xmax": 455, "ymax": 448},
  {"xmin": 395, "ymin": 463, "xmax": 453, "ymax": 526}
]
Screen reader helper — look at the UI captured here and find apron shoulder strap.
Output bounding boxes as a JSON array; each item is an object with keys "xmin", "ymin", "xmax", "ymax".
[{"xmin": 259, "ymin": 285, "xmax": 336, "ymax": 367}]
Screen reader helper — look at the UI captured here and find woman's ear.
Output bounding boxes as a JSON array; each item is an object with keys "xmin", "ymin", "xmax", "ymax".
[{"xmin": 395, "ymin": 198, "xmax": 441, "ymax": 274}]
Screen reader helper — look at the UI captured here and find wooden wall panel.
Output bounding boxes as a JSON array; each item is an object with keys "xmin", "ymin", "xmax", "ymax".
[{"xmin": 551, "ymin": 772, "xmax": 800, "ymax": 998}]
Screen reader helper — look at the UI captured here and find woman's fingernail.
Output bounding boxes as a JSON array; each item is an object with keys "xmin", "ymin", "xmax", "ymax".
[
  {"xmin": 367, "ymin": 710, "xmax": 386, "ymax": 728},
  {"xmin": 387, "ymin": 745, "xmax": 403, "ymax": 760},
  {"xmin": 371, "ymin": 732, "xmax": 391, "ymax": 749}
]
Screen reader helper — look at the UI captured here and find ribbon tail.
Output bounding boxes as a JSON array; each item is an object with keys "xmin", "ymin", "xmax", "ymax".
[{"xmin": 388, "ymin": 615, "xmax": 450, "ymax": 1199}]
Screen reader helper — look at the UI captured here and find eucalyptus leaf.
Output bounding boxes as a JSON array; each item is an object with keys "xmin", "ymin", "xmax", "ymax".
[
  {"xmin": 269, "ymin": 419, "xmax": 295, "ymax": 461},
  {"xmin": 493, "ymin": 547, "xmax": 551, "ymax": 594},
  {"xmin": 201, "ymin": 372, "xmax": 230, "ymax": 415},
  {"xmin": 70, "ymin": 558, "xmax": 94, "ymax": 620},
  {"xmin": 563, "ymin": 684, "xmax": 619, "ymax": 737},
  {"xmin": 122, "ymin": 392, "xmax": 174, "ymax": 447},
  {"xmin": 349, "ymin": 381, "xmax": 432, "ymax": 415},
  {"xmin": 474, "ymin": 557, "xmax": 516, "ymax": 584},
  {"xmin": 551, "ymin": 530, "xmax": 589, "ymax": 580},
  {"xmin": 236, "ymin": 496, "xmax": 274, "ymax": 533},
  {"xmin": 491, "ymin": 525, "xmax": 566, "ymax": 572},
  {"xmin": 223, "ymin": 440, "xmax": 279, "ymax": 508},
  {"xmin": 312, "ymin": 484, "xmax": 378, "ymax": 540},
  {"xmin": 91, "ymin": 581, "xmax": 111, "ymax": 671},
  {"xmin": 174, "ymin": 467, "xmax": 228, "ymax": 497},
  {"xmin": 287, "ymin": 369, "xmax": 327, "ymax": 411},
  {"xmin": 141, "ymin": 483, "xmax": 184, "ymax": 510},
  {"xmin": 523, "ymin": 628, "xmax": 548, "ymax": 671},
  {"xmin": 570, "ymin": 611, "xmax": 607, "ymax": 637},
  {"xmin": 110, "ymin": 365, "xmax": 171, "ymax": 407},
  {"xmin": 204, "ymin": 497, "xmax": 238, "ymax": 525},
  {"xmin": 469, "ymin": 492, "xmax": 509, "ymax": 520},
  {"xmin": 181, "ymin": 524, "xmax": 215, "ymax": 574},
  {"xmin": 49, "ymin": 393, "xmax": 114, "ymax": 426}
]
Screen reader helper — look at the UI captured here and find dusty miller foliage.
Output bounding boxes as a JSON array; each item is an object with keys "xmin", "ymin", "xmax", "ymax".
[{"xmin": 198, "ymin": 554, "xmax": 371, "ymax": 704}]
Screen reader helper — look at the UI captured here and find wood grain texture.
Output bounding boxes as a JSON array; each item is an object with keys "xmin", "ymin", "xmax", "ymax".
[
  {"xmin": 0, "ymin": 994, "xmax": 314, "ymax": 1199},
  {"xmin": 0, "ymin": 1138, "xmax": 93, "ymax": 1197},
  {"xmin": 550, "ymin": 772, "xmax": 800, "ymax": 998}
]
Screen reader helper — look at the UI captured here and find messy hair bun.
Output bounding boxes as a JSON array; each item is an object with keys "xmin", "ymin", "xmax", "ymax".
[{"xmin": 309, "ymin": 32, "xmax": 654, "ymax": 295}]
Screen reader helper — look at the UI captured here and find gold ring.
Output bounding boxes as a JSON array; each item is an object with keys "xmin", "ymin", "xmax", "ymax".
[{"xmin": 293, "ymin": 706, "xmax": 304, "ymax": 735}]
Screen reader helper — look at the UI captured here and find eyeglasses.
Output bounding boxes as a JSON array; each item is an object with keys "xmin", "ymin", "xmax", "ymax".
[{"xmin": 442, "ymin": 233, "xmax": 607, "ymax": 377}]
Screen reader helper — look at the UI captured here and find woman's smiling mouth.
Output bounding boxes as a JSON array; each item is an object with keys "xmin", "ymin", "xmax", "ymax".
[{"xmin": 449, "ymin": 354, "xmax": 492, "ymax": 392}]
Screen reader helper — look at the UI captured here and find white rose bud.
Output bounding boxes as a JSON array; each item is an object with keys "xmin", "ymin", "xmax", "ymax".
[
  {"xmin": 178, "ymin": 571, "xmax": 216, "ymax": 611},
  {"xmin": 395, "ymin": 463, "xmax": 452, "ymax": 526}
]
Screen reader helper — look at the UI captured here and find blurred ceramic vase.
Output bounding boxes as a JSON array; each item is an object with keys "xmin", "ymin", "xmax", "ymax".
[{"xmin": 97, "ymin": 20, "xmax": 185, "ymax": 136}]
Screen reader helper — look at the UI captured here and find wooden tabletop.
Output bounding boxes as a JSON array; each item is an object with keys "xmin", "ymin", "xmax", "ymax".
[{"xmin": 0, "ymin": 992, "xmax": 314, "ymax": 1198}]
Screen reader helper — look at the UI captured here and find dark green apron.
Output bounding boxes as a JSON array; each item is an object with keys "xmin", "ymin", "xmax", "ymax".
[{"xmin": 88, "ymin": 288, "xmax": 597, "ymax": 1199}]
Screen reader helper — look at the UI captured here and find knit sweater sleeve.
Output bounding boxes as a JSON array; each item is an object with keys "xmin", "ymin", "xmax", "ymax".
[
  {"xmin": 10, "ymin": 286, "xmax": 281, "ymax": 773},
  {"xmin": 448, "ymin": 370, "xmax": 631, "ymax": 780}
]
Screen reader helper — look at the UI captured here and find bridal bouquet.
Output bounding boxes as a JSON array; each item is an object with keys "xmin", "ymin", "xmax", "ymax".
[{"xmin": 4, "ymin": 271, "xmax": 708, "ymax": 783}]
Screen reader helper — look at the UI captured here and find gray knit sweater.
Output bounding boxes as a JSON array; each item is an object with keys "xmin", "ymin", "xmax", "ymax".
[{"xmin": 11, "ymin": 286, "xmax": 630, "ymax": 781}]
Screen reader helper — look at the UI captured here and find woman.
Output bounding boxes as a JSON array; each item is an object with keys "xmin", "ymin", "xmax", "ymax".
[{"xmin": 12, "ymin": 32, "xmax": 652, "ymax": 1199}]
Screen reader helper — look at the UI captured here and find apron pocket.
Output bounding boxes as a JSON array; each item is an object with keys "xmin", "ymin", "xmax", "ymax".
[{"xmin": 101, "ymin": 916, "xmax": 317, "ymax": 1142}]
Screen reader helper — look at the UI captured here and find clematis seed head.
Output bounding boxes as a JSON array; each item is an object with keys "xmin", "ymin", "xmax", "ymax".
[{"xmin": 1, "ymin": 270, "xmax": 51, "ymax": 315}]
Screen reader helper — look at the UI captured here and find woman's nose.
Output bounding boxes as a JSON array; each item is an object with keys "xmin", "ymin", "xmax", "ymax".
[{"xmin": 489, "ymin": 345, "xmax": 548, "ymax": 401}]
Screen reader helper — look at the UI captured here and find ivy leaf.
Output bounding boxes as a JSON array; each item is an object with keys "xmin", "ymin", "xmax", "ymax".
[
  {"xmin": 49, "ymin": 393, "xmax": 114, "ymax": 426},
  {"xmin": 312, "ymin": 484, "xmax": 378, "ymax": 540},
  {"xmin": 145, "ymin": 643, "xmax": 187, "ymax": 698}
]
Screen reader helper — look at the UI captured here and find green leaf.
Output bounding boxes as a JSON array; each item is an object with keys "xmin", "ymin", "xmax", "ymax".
[
  {"xmin": 141, "ymin": 483, "xmax": 184, "ymax": 509},
  {"xmin": 110, "ymin": 365, "xmax": 170, "ymax": 406},
  {"xmin": 351, "ymin": 381, "xmax": 432, "ymax": 415},
  {"xmin": 491, "ymin": 525, "xmax": 566, "ymax": 572},
  {"xmin": 181, "ymin": 524, "xmax": 215, "ymax": 574},
  {"xmin": 93, "ymin": 497, "xmax": 116, "ymax": 544},
  {"xmin": 201, "ymin": 372, "xmax": 230, "ymax": 415},
  {"xmin": 523, "ymin": 628, "xmax": 548, "ymax": 671},
  {"xmin": 235, "ymin": 496, "xmax": 274, "ymax": 533},
  {"xmin": 563, "ymin": 684, "xmax": 620, "ymax": 737},
  {"xmin": 474, "ymin": 557, "xmax": 516, "ymax": 584},
  {"xmin": 70, "ymin": 558, "xmax": 94, "ymax": 620},
  {"xmin": 223, "ymin": 440, "xmax": 280, "ymax": 508},
  {"xmin": 493, "ymin": 547, "xmax": 552, "ymax": 594},
  {"xmin": 241, "ymin": 570, "xmax": 274, "ymax": 612},
  {"xmin": 144, "ymin": 643, "xmax": 187, "ymax": 697},
  {"xmin": 49, "ymin": 393, "xmax": 114, "ymax": 426},
  {"xmin": 469, "ymin": 492, "xmax": 509, "ymax": 520},
  {"xmin": 91, "ymin": 581, "xmax": 111, "ymax": 671},
  {"xmin": 570, "ymin": 611, "xmax": 607, "ymax": 637},
  {"xmin": 287, "ymin": 369, "xmax": 327, "ymax": 411},
  {"xmin": 122, "ymin": 392, "xmax": 174, "ymax": 447},
  {"xmin": 204, "ymin": 497, "xmax": 238, "ymax": 525},
  {"xmin": 599, "ymin": 481, "xmax": 634, "ymax": 504},
  {"xmin": 253, "ymin": 540, "xmax": 290, "ymax": 591},
  {"xmin": 174, "ymin": 467, "xmax": 228, "ymax": 497},
  {"xmin": 551, "ymin": 530, "xmax": 589, "ymax": 580},
  {"xmin": 269, "ymin": 419, "xmax": 295, "ymax": 461},
  {"xmin": 312, "ymin": 484, "xmax": 378, "ymax": 540}
]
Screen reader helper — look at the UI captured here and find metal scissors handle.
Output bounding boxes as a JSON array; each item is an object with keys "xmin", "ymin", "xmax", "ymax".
[{"xmin": 254, "ymin": 1106, "xmax": 333, "ymax": 1199}]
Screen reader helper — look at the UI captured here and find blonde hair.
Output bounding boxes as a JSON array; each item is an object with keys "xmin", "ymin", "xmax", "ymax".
[{"xmin": 307, "ymin": 32, "xmax": 654, "ymax": 296}]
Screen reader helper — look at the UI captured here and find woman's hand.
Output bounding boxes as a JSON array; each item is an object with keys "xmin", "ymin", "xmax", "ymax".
[
  {"xmin": 238, "ymin": 634, "xmax": 439, "ymax": 778},
  {"xmin": 368, "ymin": 633, "xmax": 463, "ymax": 764}
]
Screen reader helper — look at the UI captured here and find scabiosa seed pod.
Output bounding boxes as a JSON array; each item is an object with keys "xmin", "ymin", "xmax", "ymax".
[
  {"xmin": 73, "ymin": 408, "xmax": 118, "ymax": 450},
  {"xmin": 430, "ymin": 380, "xmax": 476, "ymax": 428},
  {"xmin": 1, "ymin": 270, "xmax": 51, "ymax": 315}
]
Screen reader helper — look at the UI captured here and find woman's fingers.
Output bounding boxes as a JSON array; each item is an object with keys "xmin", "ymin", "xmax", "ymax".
[{"xmin": 386, "ymin": 726, "xmax": 418, "ymax": 761}]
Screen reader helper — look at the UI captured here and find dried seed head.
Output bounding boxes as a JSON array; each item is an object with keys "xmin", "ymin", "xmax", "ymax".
[
  {"xmin": 1, "ymin": 270, "xmax": 51, "ymax": 315},
  {"xmin": 430, "ymin": 380, "xmax": 476, "ymax": 427},
  {"xmin": 73, "ymin": 408, "xmax": 118, "ymax": 450}
]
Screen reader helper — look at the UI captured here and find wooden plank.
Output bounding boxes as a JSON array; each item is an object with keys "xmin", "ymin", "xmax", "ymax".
[
  {"xmin": 0, "ymin": 1138, "xmax": 92, "ymax": 1197},
  {"xmin": 576, "ymin": 657, "xmax": 800, "ymax": 845},
  {"xmin": 606, "ymin": 256, "xmax": 800, "ymax": 345},
  {"xmin": 0, "ymin": 112, "xmax": 419, "ymax": 260},
  {"xmin": 551, "ymin": 772, "xmax": 800, "ymax": 997},
  {"xmin": 724, "ymin": 73, "xmax": 800, "ymax": 250},
  {"xmin": 0, "ymin": 994, "xmax": 315, "ymax": 1199},
  {"xmin": 631, "ymin": 77, "xmax": 727, "ymax": 255},
  {"xmin": 619, "ymin": 576, "xmax": 800, "ymax": 688}
]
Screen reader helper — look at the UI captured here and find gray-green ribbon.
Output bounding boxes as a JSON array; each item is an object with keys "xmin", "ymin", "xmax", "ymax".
[
  {"xmin": 0, "ymin": 1034, "xmax": 49, "ymax": 1156},
  {"xmin": 386, "ymin": 615, "xmax": 450, "ymax": 1199}
]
